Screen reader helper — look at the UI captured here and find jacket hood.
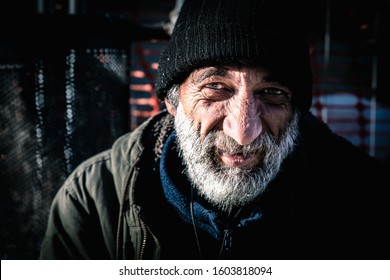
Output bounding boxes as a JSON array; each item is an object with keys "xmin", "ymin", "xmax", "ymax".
[{"xmin": 109, "ymin": 110, "xmax": 174, "ymax": 203}]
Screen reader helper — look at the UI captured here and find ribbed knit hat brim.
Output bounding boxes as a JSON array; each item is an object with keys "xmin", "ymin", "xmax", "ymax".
[{"xmin": 155, "ymin": 0, "xmax": 313, "ymax": 112}]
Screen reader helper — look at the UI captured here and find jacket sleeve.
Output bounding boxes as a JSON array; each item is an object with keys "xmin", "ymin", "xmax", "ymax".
[
  {"xmin": 39, "ymin": 151, "xmax": 119, "ymax": 260},
  {"xmin": 39, "ymin": 185, "xmax": 86, "ymax": 259},
  {"xmin": 39, "ymin": 180, "xmax": 112, "ymax": 259}
]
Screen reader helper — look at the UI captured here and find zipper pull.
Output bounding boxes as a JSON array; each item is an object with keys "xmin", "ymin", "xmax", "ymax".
[{"xmin": 218, "ymin": 229, "xmax": 233, "ymax": 259}]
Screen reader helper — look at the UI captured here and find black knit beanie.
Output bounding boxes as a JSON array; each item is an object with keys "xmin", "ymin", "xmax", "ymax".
[{"xmin": 155, "ymin": 0, "xmax": 313, "ymax": 112}]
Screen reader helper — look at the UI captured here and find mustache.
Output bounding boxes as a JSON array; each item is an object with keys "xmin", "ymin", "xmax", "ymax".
[{"xmin": 205, "ymin": 130, "xmax": 276, "ymax": 157}]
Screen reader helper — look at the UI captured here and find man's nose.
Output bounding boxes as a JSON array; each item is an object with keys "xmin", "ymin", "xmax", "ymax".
[{"xmin": 223, "ymin": 91, "xmax": 262, "ymax": 145}]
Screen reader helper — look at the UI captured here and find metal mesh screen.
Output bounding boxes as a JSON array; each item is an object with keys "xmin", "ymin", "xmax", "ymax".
[{"xmin": 0, "ymin": 45, "xmax": 129, "ymax": 259}]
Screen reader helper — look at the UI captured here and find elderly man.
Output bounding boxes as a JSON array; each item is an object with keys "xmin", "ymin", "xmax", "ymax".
[{"xmin": 40, "ymin": 0, "xmax": 389, "ymax": 260}]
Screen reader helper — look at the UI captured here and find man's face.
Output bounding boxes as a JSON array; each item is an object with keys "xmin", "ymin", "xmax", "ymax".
[{"xmin": 167, "ymin": 65, "xmax": 299, "ymax": 212}]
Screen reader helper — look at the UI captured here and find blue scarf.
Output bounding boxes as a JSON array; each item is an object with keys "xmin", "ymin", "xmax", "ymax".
[{"xmin": 159, "ymin": 131, "xmax": 263, "ymax": 241}]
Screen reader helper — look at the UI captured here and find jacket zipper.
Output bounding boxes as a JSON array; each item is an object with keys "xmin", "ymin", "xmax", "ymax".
[
  {"xmin": 139, "ymin": 218, "xmax": 159, "ymax": 259},
  {"xmin": 218, "ymin": 228, "xmax": 233, "ymax": 259},
  {"xmin": 139, "ymin": 219, "xmax": 148, "ymax": 259}
]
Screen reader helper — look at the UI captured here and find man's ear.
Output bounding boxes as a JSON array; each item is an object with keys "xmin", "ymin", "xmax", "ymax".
[{"xmin": 164, "ymin": 98, "xmax": 176, "ymax": 116}]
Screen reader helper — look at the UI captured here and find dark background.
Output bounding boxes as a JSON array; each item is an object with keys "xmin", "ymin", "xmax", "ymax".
[{"xmin": 1, "ymin": 0, "xmax": 389, "ymax": 259}]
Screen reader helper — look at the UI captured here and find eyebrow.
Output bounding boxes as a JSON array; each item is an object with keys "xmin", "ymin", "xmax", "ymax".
[
  {"xmin": 191, "ymin": 65, "xmax": 283, "ymax": 86},
  {"xmin": 264, "ymin": 73, "xmax": 283, "ymax": 84},
  {"xmin": 193, "ymin": 67, "xmax": 230, "ymax": 85}
]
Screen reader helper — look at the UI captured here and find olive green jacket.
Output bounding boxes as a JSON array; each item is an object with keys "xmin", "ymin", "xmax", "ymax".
[
  {"xmin": 39, "ymin": 110, "xmax": 390, "ymax": 260},
  {"xmin": 40, "ymin": 110, "xmax": 174, "ymax": 259}
]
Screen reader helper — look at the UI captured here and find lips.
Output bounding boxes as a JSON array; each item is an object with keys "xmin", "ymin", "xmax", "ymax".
[{"xmin": 219, "ymin": 150, "xmax": 260, "ymax": 168}]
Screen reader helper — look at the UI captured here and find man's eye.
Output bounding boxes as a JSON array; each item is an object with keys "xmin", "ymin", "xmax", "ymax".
[
  {"xmin": 257, "ymin": 88, "xmax": 289, "ymax": 105},
  {"xmin": 202, "ymin": 83, "xmax": 232, "ymax": 100},
  {"xmin": 263, "ymin": 88, "xmax": 284, "ymax": 95},
  {"xmin": 205, "ymin": 83, "xmax": 228, "ymax": 91}
]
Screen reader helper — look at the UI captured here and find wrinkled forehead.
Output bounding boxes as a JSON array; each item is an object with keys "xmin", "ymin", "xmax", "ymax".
[{"xmin": 186, "ymin": 62, "xmax": 291, "ymax": 88}]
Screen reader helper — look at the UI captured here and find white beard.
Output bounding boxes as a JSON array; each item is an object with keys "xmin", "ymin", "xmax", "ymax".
[{"xmin": 174, "ymin": 103, "xmax": 300, "ymax": 212}]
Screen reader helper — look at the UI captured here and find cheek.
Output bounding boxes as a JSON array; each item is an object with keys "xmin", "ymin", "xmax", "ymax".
[
  {"xmin": 200, "ymin": 103, "xmax": 226, "ymax": 133},
  {"xmin": 261, "ymin": 106, "xmax": 293, "ymax": 137},
  {"xmin": 182, "ymin": 97, "xmax": 226, "ymax": 138}
]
